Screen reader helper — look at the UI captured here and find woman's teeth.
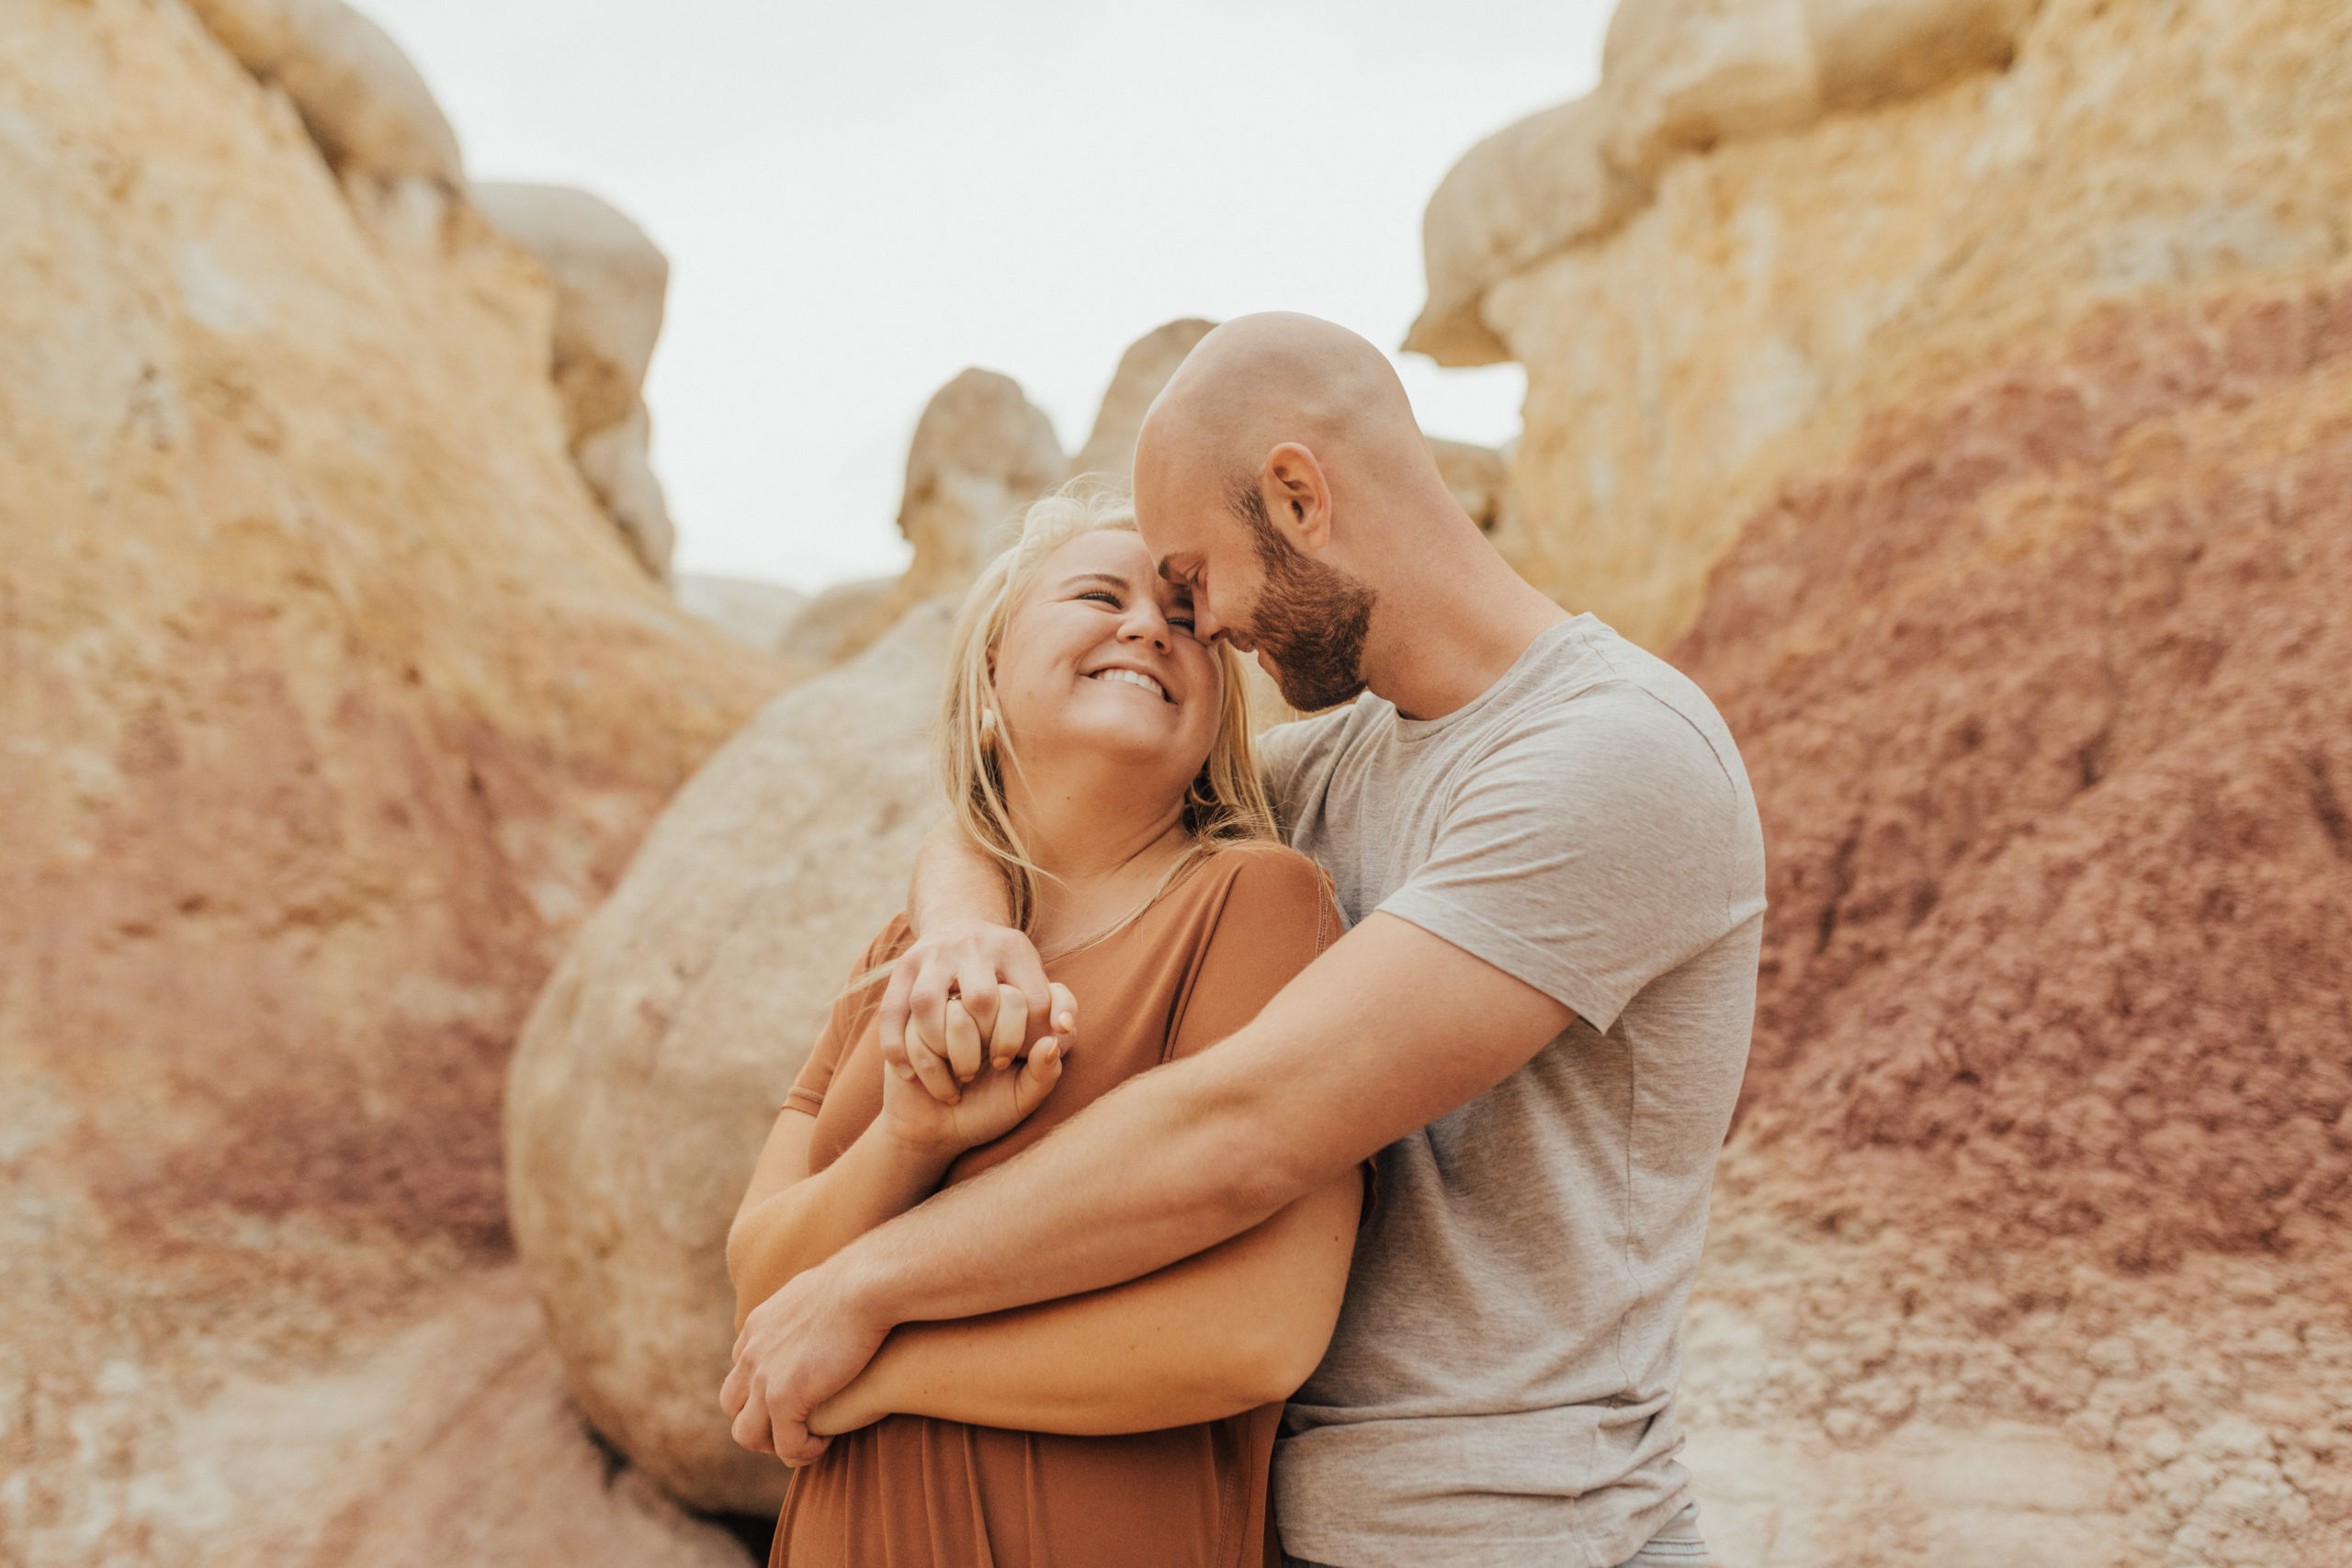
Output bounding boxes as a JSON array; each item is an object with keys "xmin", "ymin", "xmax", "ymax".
[{"xmin": 1091, "ymin": 668, "xmax": 1167, "ymax": 700}]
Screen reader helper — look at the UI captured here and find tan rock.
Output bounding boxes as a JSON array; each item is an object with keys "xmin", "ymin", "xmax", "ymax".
[
  {"xmin": 1440, "ymin": 0, "xmax": 2347, "ymax": 645},
  {"xmin": 1409, "ymin": 92, "xmax": 1634, "ymax": 367},
  {"xmin": 473, "ymin": 181, "xmax": 679, "ymax": 577},
  {"xmin": 896, "ymin": 367, "xmax": 1066, "ymax": 603},
  {"xmin": 507, "ymin": 604, "xmax": 954, "ymax": 1513},
  {"xmin": 472, "ymin": 182, "xmax": 671, "ymax": 445},
  {"xmin": 574, "ymin": 396, "xmax": 679, "ymax": 578},
  {"xmin": 0, "ymin": 1, "xmax": 784, "ymax": 1558},
  {"xmin": 1405, "ymin": 0, "xmax": 2041, "ymax": 370},
  {"xmin": 775, "ymin": 573, "xmax": 900, "ymax": 667},
  {"xmin": 677, "ymin": 573, "xmax": 812, "ymax": 655},
  {"xmin": 183, "ymin": 0, "xmax": 463, "ymax": 186},
  {"xmin": 1069, "ymin": 317, "xmax": 1217, "ymax": 487},
  {"xmin": 1807, "ymin": 0, "xmax": 2039, "ymax": 107}
]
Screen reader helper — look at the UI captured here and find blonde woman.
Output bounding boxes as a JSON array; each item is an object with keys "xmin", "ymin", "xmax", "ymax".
[{"xmin": 723, "ymin": 486, "xmax": 1363, "ymax": 1568}]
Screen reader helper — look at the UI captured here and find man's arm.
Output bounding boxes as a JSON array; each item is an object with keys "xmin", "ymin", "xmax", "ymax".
[
  {"xmin": 882, "ymin": 819, "xmax": 1066, "ymax": 1083},
  {"xmin": 726, "ymin": 910, "xmax": 1572, "ymax": 1462},
  {"xmin": 798, "ymin": 1169, "xmax": 1360, "ymax": 1441}
]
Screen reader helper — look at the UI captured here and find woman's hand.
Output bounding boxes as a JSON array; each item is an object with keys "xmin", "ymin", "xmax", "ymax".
[
  {"xmin": 880, "ymin": 924, "xmax": 1076, "ymax": 1091},
  {"xmin": 879, "ymin": 996, "xmax": 1068, "ymax": 1156}
]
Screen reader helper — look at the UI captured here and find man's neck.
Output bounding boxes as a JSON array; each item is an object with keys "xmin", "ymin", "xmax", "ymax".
[{"xmin": 1363, "ymin": 543, "xmax": 1570, "ymax": 723}]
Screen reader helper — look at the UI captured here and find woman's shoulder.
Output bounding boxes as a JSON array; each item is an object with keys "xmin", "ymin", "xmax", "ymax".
[{"xmin": 1185, "ymin": 840, "xmax": 1336, "ymax": 922}]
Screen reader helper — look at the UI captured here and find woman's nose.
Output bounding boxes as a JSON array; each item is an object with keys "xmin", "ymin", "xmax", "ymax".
[{"xmin": 1118, "ymin": 606, "xmax": 1173, "ymax": 652}]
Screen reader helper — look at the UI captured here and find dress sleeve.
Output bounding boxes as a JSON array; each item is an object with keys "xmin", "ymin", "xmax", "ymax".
[
  {"xmin": 784, "ymin": 917, "xmax": 912, "ymax": 1115},
  {"xmin": 1165, "ymin": 847, "xmax": 1340, "ymax": 1062}
]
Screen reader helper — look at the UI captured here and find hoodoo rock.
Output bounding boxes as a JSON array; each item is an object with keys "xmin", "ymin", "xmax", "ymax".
[
  {"xmin": 507, "ymin": 605, "xmax": 955, "ymax": 1513},
  {"xmin": 183, "ymin": 0, "xmax": 465, "ymax": 186},
  {"xmin": 1419, "ymin": 0, "xmax": 2346, "ymax": 648},
  {"xmin": 0, "ymin": 1, "xmax": 784, "ymax": 1560},
  {"xmin": 798, "ymin": 367, "xmax": 1062, "ymax": 667},
  {"xmin": 1069, "ymin": 317, "xmax": 1217, "ymax": 486},
  {"xmin": 475, "ymin": 181, "xmax": 680, "ymax": 577}
]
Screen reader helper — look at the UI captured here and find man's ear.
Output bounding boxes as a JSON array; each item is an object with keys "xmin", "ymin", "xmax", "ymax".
[{"xmin": 1262, "ymin": 443, "xmax": 1334, "ymax": 552}]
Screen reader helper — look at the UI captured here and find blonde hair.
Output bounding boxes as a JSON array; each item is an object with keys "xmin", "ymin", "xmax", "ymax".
[{"xmin": 939, "ymin": 481, "xmax": 1279, "ymax": 936}]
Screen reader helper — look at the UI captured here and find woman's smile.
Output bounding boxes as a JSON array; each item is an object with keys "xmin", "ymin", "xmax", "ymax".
[{"xmin": 1085, "ymin": 665, "xmax": 1171, "ymax": 702}]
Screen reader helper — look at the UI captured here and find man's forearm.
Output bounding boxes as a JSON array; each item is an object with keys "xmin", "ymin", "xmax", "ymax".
[
  {"xmin": 906, "ymin": 817, "xmax": 1010, "ymax": 938},
  {"xmin": 829, "ymin": 1045, "xmax": 1294, "ymax": 1333},
  {"xmin": 810, "ymin": 1174, "xmax": 1358, "ymax": 1437}
]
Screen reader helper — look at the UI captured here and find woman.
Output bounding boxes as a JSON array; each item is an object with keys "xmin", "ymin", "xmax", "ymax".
[{"xmin": 725, "ymin": 485, "xmax": 1363, "ymax": 1568}]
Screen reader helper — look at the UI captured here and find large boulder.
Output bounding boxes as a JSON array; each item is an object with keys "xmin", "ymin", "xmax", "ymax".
[
  {"xmin": 182, "ymin": 0, "xmax": 463, "ymax": 186},
  {"xmin": 0, "ymin": 2, "xmax": 785, "ymax": 1559},
  {"xmin": 474, "ymin": 181, "xmax": 679, "ymax": 578},
  {"xmin": 1068, "ymin": 317, "xmax": 1217, "ymax": 486},
  {"xmin": 507, "ymin": 604, "xmax": 955, "ymax": 1513}
]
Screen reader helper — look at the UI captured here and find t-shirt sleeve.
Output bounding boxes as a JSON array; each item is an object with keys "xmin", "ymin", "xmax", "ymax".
[
  {"xmin": 1376, "ymin": 685, "xmax": 1741, "ymax": 1034},
  {"xmin": 783, "ymin": 918, "xmax": 911, "ymax": 1115},
  {"xmin": 1166, "ymin": 847, "xmax": 1340, "ymax": 1062}
]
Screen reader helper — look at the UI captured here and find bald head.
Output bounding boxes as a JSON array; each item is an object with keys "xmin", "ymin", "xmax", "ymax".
[{"xmin": 1136, "ymin": 312, "xmax": 1430, "ymax": 497}]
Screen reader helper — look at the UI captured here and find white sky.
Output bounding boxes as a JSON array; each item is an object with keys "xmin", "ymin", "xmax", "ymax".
[{"xmin": 364, "ymin": 1, "xmax": 1612, "ymax": 591}]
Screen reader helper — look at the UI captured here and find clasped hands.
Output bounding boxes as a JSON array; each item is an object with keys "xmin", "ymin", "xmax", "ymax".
[{"xmin": 719, "ymin": 922, "xmax": 1074, "ymax": 1466}]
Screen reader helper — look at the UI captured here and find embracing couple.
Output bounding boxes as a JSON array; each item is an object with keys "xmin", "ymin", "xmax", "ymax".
[{"xmin": 720, "ymin": 314, "xmax": 1765, "ymax": 1568}]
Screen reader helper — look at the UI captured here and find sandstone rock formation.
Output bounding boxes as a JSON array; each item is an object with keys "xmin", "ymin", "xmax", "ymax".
[
  {"xmin": 507, "ymin": 604, "xmax": 953, "ymax": 1513},
  {"xmin": 1419, "ymin": 0, "xmax": 2349, "ymax": 648},
  {"xmin": 1664, "ymin": 271, "xmax": 2352, "ymax": 1566},
  {"xmin": 897, "ymin": 367, "xmax": 1066, "ymax": 602},
  {"xmin": 1069, "ymin": 317, "xmax": 1217, "ymax": 486},
  {"xmin": 475, "ymin": 182, "xmax": 680, "ymax": 577},
  {"xmin": 0, "ymin": 1, "xmax": 786, "ymax": 1560},
  {"xmin": 182, "ymin": 0, "xmax": 463, "ymax": 188},
  {"xmin": 676, "ymin": 573, "xmax": 812, "ymax": 654},
  {"xmin": 799, "ymin": 367, "xmax": 1062, "ymax": 667}
]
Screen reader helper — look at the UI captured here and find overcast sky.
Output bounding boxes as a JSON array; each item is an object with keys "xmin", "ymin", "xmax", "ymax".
[{"xmin": 365, "ymin": 1, "xmax": 1612, "ymax": 591}]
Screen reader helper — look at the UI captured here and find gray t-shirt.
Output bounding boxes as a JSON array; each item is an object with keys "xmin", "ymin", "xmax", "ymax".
[{"xmin": 1261, "ymin": 615, "xmax": 1766, "ymax": 1568}]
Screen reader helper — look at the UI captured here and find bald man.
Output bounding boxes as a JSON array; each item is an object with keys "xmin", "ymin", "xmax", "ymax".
[{"xmin": 725, "ymin": 314, "xmax": 1764, "ymax": 1568}]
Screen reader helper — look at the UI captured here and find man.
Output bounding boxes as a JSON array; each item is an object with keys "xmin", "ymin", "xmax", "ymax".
[{"xmin": 725, "ymin": 313, "xmax": 1765, "ymax": 1568}]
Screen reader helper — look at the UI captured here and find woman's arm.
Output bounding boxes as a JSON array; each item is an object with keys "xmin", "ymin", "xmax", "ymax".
[
  {"xmin": 726, "ymin": 1111, "xmax": 955, "ymax": 1329},
  {"xmin": 808, "ymin": 1165, "xmax": 1362, "ymax": 1436},
  {"xmin": 729, "ymin": 1022, "xmax": 1069, "ymax": 1327}
]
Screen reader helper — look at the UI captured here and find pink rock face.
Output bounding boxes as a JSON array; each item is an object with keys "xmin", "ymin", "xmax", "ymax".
[{"xmin": 1675, "ymin": 276, "xmax": 2352, "ymax": 1269}]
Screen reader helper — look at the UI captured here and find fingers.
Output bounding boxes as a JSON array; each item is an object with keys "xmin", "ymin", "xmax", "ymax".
[
  {"xmin": 942, "ymin": 998, "xmax": 984, "ymax": 1085},
  {"xmin": 729, "ymin": 1368, "xmax": 776, "ymax": 1454},
  {"xmin": 876, "ymin": 957, "xmax": 918, "ymax": 1074},
  {"xmin": 954, "ymin": 950, "xmax": 1007, "ymax": 1043},
  {"xmin": 1012, "ymin": 1037, "xmax": 1064, "ymax": 1119},
  {"xmin": 1047, "ymin": 981, "xmax": 1078, "ymax": 1041},
  {"xmin": 904, "ymin": 1002, "xmax": 961, "ymax": 1103},
  {"xmin": 908, "ymin": 955, "xmax": 955, "ymax": 1083},
  {"xmin": 719, "ymin": 1356, "xmax": 749, "ymax": 1420},
  {"xmin": 988, "ymin": 983, "xmax": 1026, "ymax": 1070},
  {"xmin": 1001, "ymin": 938, "xmax": 1055, "ymax": 1050}
]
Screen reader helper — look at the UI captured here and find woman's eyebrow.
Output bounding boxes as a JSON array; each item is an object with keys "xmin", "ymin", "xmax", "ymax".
[{"xmin": 1062, "ymin": 570, "xmax": 1132, "ymax": 592}]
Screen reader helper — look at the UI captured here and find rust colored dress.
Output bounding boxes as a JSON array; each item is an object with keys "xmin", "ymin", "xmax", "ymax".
[{"xmin": 772, "ymin": 842, "xmax": 1341, "ymax": 1568}]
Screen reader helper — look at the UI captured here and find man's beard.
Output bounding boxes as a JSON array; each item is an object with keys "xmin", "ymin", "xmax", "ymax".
[{"xmin": 1232, "ymin": 484, "xmax": 1377, "ymax": 713}]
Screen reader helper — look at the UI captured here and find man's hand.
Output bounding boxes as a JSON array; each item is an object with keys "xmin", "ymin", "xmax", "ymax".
[
  {"xmin": 721, "ymin": 1259, "xmax": 892, "ymax": 1467},
  {"xmin": 878, "ymin": 921, "xmax": 1074, "ymax": 1092}
]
